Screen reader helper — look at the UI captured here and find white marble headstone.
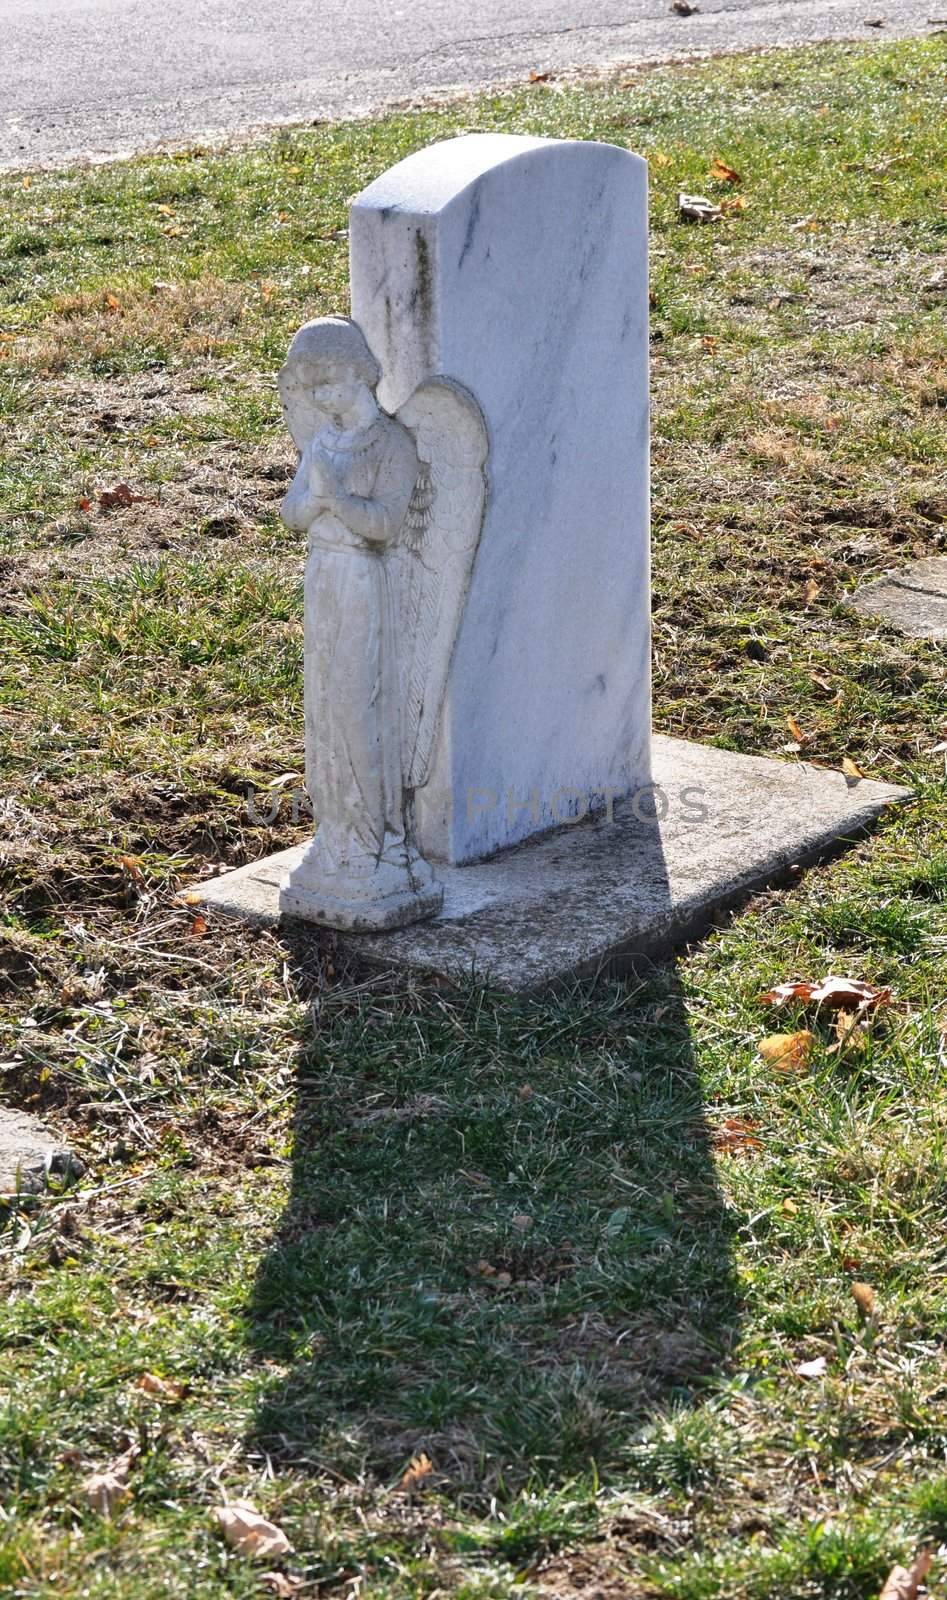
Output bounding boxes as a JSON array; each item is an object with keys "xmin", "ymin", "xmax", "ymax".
[{"xmin": 350, "ymin": 133, "xmax": 651, "ymax": 865}]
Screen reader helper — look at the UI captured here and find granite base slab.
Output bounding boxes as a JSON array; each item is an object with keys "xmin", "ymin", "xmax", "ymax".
[
  {"xmin": 852, "ymin": 558, "xmax": 947, "ymax": 642},
  {"xmin": 198, "ymin": 737, "xmax": 910, "ymax": 991}
]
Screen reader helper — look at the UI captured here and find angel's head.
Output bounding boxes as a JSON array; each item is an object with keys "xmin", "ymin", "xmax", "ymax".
[{"xmin": 279, "ymin": 317, "xmax": 382, "ymax": 441}]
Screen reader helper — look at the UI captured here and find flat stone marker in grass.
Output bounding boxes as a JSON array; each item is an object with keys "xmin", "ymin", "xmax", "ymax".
[
  {"xmin": 0, "ymin": 1106, "xmax": 82, "ymax": 1196},
  {"xmin": 852, "ymin": 557, "xmax": 947, "ymax": 642},
  {"xmin": 200, "ymin": 133, "xmax": 910, "ymax": 987}
]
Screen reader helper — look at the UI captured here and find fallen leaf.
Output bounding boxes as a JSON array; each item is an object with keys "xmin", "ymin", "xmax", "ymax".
[
  {"xmin": 803, "ymin": 577, "xmax": 821, "ymax": 604},
  {"xmin": 721, "ymin": 194, "xmax": 748, "ymax": 213},
  {"xmin": 829, "ymin": 1010, "xmax": 871, "ymax": 1057},
  {"xmin": 82, "ymin": 1445, "xmax": 138, "ymax": 1517},
  {"xmin": 786, "ymin": 714, "xmax": 807, "ymax": 744},
  {"xmin": 517, "ymin": 1083, "xmax": 534, "ymax": 1102},
  {"xmin": 652, "ymin": 151, "xmax": 672, "ymax": 167},
  {"xmin": 189, "ymin": 913, "xmax": 208, "ymax": 938},
  {"xmin": 760, "ymin": 976, "xmax": 892, "ymax": 1013},
  {"xmin": 477, "ymin": 1259, "xmax": 497, "ymax": 1277},
  {"xmin": 851, "ymin": 1280, "xmax": 876, "ymax": 1319},
  {"xmin": 710, "ymin": 157, "xmax": 742, "ymax": 184},
  {"xmin": 103, "ymin": 292, "xmax": 122, "ymax": 313},
  {"xmin": 98, "ymin": 481, "xmax": 156, "ymax": 511},
  {"xmin": 77, "ymin": 495, "xmax": 92, "ymax": 512},
  {"xmin": 712, "ymin": 1116, "xmax": 763, "ymax": 1154},
  {"xmin": 678, "ymin": 191, "xmax": 721, "ymax": 223},
  {"xmin": 702, "ymin": 334, "xmax": 718, "ymax": 353},
  {"xmin": 262, "ymin": 1575, "xmax": 304, "ymax": 1597},
  {"xmin": 879, "ymin": 1551, "xmax": 932, "ymax": 1600},
  {"xmin": 759, "ymin": 1030, "xmax": 816, "ymax": 1073},
  {"xmin": 841, "ymin": 755, "xmax": 864, "ymax": 780},
  {"xmin": 135, "ymin": 1372, "xmax": 186, "ymax": 1402},
  {"xmin": 213, "ymin": 1503, "xmax": 293, "ymax": 1559},
  {"xmin": 511, "ymin": 1213, "xmax": 533, "ymax": 1231},
  {"xmin": 528, "ymin": 69, "xmax": 553, "ymax": 82},
  {"xmin": 796, "ymin": 1355, "xmax": 828, "ymax": 1378},
  {"xmin": 398, "ymin": 1451, "xmax": 434, "ymax": 1491},
  {"xmin": 671, "ymin": 1, "xmax": 700, "ymax": 13},
  {"xmin": 118, "ymin": 854, "xmax": 144, "ymax": 882},
  {"xmin": 782, "ymin": 1197, "xmax": 798, "ymax": 1215}
]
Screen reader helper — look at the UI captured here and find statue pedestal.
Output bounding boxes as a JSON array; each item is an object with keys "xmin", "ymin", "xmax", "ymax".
[
  {"xmin": 198, "ymin": 738, "xmax": 909, "ymax": 992},
  {"xmin": 280, "ymin": 848, "xmax": 443, "ymax": 932}
]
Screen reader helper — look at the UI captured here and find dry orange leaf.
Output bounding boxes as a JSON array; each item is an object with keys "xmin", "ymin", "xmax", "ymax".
[
  {"xmin": 713, "ymin": 1116, "xmax": 763, "ymax": 1154},
  {"xmin": 841, "ymin": 755, "xmax": 864, "ymax": 780},
  {"xmin": 82, "ymin": 1445, "xmax": 138, "ymax": 1517},
  {"xmin": 399, "ymin": 1452, "xmax": 434, "ymax": 1491},
  {"xmin": 803, "ymin": 577, "xmax": 821, "ymax": 604},
  {"xmin": 528, "ymin": 69, "xmax": 553, "ymax": 82},
  {"xmin": 878, "ymin": 1551, "xmax": 932, "ymax": 1600},
  {"xmin": 830, "ymin": 1010, "xmax": 870, "ymax": 1057},
  {"xmin": 262, "ymin": 1576, "xmax": 304, "ymax": 1598},
  {"xmin": 652, "ymin": 151, "xmax": 672, "ymax": 168},
  {"xmin": 189, "ymin": 913, "xmax": 209, "ymax": 938},
  {"xmin": 760, "ymin": 976, "xmax": 892, "ymax": 1013},
  {"xmin": 851, "ymin": 1280, "xmax": 876, "ymax": 1319},
  {"xmin": 759, "ymin": 1030, "xmax": 815, "ymax": 1073},
  {"xmin": 98, "ymin": 481, "xmax": 156, "ymax": 511},
  {"xmin": 103, "ymin": 292, "xmax": 121, "ymax": 313},
  {"xmin": 710, "ymin": 156, "xmax": 742, "ymax": 184},
  {"xmin": 135, "ymin": 1372, "xmax": 186, "ymax": 1402},
  {"xmin": 213, "ymin": 1503, "xmax": 293, "ymax": 1559},
  {"xmin": 786, "ymin": 714, "xmax": 807, "ymax": 744}
]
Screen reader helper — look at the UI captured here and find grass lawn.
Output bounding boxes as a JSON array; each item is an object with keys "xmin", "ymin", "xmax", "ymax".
[{"xmin": 1, "ymin": 34, "xmax": 947, "ymax": 1599}]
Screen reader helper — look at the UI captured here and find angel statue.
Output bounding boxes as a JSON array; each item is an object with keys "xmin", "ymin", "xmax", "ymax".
[{"xmin": 277, "ymin": 316, "xmax": 489, "ymax": 931}]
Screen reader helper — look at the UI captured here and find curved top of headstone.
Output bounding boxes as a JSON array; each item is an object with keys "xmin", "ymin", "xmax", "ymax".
[{"xmin": 351, "ymin": 132, "xmax": 644, "ymax": 218}]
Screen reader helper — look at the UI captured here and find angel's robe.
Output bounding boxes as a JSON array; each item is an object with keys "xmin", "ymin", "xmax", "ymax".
[{"xmin": 285, "ymin": 413, "xmax": 420, "ymax": 876}]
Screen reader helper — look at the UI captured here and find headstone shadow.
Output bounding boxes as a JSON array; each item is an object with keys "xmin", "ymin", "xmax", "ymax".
[{"xmin": 246, "ymin": 854, "xmax": 740, "ymax": 1496}]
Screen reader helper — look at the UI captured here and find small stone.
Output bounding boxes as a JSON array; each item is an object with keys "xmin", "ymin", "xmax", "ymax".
[
  {"xmin": 0, "ymin": 1108, "xmax": 83, "ymax": 1195},
  {"xmin": 851, "ymin": 558, "xmax": 947, "ymax": 640}
]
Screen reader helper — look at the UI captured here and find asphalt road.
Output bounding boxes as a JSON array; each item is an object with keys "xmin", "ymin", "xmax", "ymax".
[{"xmin": 0, "ymin": 0, "xmax": 939, "ymax": 169}]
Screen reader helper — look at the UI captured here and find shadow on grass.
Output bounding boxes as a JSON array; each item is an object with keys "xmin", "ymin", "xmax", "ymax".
[{"xmin": 246, "ymin": 915, "xmax": 740, "ymax": 1505}]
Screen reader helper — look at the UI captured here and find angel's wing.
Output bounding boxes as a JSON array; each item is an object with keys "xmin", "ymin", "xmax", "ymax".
[{"xmin": 395, "ymin": 378, "xmax": 489, "ymax": 790}]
